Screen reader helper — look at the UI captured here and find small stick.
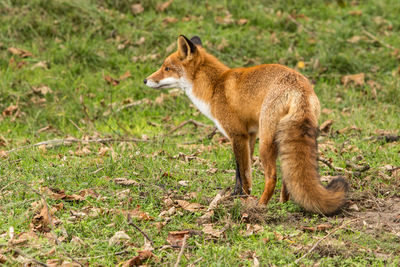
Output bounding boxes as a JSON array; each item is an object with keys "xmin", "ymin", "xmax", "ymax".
[
  {"xmin": 318, "ymin": 157, "xmax": 352, "ymax": 175},
  {"xmin": 6, "ymin": 137, "xmax": 149, "ymax": 153},
  {"xmin": 168, "ymin": 119, "xmax": 210, "ymax": 135},
  {"xmin": 127, "ymin": 214, "xmax": 154, "ymax": 247},
  {"xmin": 9, "ymin": 247, "xmax": 49, "ymax": 267},
  {"xmin": 295, "ymin": 218, "xmax": 358, "ymax": 264},
  {"xmin": 362, "ymin": 29, "xmax": 396, "ymax": 50},
  {"xmin": 174, "ymin": 234, "xmax": 188, "ymax": 267}
]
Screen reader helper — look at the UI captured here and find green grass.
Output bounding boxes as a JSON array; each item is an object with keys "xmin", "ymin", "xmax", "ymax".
[{"xmin": 1, "ymin": 0, "xmax": 400, "ymax": 266}]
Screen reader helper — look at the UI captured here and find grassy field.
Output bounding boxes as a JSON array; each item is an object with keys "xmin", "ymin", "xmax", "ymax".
[{"xmin": 1, "ymin": 0, "xmax": 400, "ymax": 266}]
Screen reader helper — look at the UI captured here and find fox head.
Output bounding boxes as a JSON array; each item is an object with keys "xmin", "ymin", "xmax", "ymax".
[{"xmin": 144, "ymin": 35, "xmax": 203, "ymax": 89}]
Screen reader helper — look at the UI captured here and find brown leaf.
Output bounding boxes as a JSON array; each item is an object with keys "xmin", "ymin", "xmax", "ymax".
[
  {"xmin": 163, "ymin": 17, "xmax": 178, "ymax": 25},
  {"xmin": 319, "ymin": 119, "xmax": 333, "ymax": 134},
  {"xmin": 8, "ymin": 47, "xmax": 33, "ymax": 58},
  {"xmin": 347, "ymin": 35, "xmax": 362, "ymax": 43},
  {"xmin": 341, "ymin": 73, "xmax": 365, "ymax": 86},
  {"xmin": 202, "ymin": 224, "xmax": 223, "ymax": 238},
  {"xmin": 104, "ymin": 75, "xmax": 120, "ymax": 86},
  {"xmin": 2, "ymin": 104, "xmax": 18, "ymax": 117},
  {"xmin": 119, "ymin": 71, "xmax": 131, "ymax": 81},
  {"xmin": 321, "ymin": 108, "xmax": 333, "ymax": 115},
  {"xmin": 166, "ymin": 230, "xmax": 190, "ymax": 246},
  {"xmin": 216, "ymin": 12, "xmax": 234, "ymax": 25},
  {"xmin": 349, "ymin": 10, "xmax": 362, "ymax": 16},
  {"xmin": 114, "ymin": 177, "xmax": 140, "ymax": 186},
  {"xmin": 0, "ymin": 254, "xmax": 6, "ymax": 264},
  {"xmin": 237, "ymin": 18, "xmax": 248, "ymax": 26},
  {"xmin": 32, "ymin": 85, "xmax": 52, "ymax": 95},
  {"xmin": 176, "ymin": 200, "xmax": 203, "ymax": 212},
  {"xmin": 0, "ymin": 150, "xmax": 7, "ymax": 158},
  {"xmin": 31, "ymin": 61, "xmax": 48, "ymax": 69},
  {"xmin": 242, "ymin": 224, "xmax": 263, "ymax": 237},
  {"xmin": 156, "ymin": 0, "xmax": 173, "ymax": 12},
  {"xmin": 217, "ymin": 38, "xmax": 229, "ymax": 51},
  {"xmin": 165, "ymin": 42, "xmax": 176, "ymax": 53},
  {"xmin": 131, "ymin": 3, "xmax": 144, "ymax": 15},
  {"xmin": 109, "ymin": 230, "xmax": 131, "ymax": 246},
  {"xmin": 122, "ymin": 250, "xmax": 154, "ymax": 266},
  {"xmin": 31, "ymin": 200, "xmax": 51, "ymax": 232},
  {"xmin": 273, "ymin": 231, "xmax": 284, "ymax": 241},
  {"xmin": 124, "ymin": 206, "xmax": 154, "ymax": 221}
]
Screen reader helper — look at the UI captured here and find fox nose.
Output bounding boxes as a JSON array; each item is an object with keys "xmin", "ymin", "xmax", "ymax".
[{"xmin": 143, "ymin": 79, "xmax": 147, "ymax": 84}]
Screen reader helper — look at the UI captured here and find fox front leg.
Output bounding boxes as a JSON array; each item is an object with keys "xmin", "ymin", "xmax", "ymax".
[{"xmin": 232, "ymin": 161, "xmax": 243, "ymax": 195}]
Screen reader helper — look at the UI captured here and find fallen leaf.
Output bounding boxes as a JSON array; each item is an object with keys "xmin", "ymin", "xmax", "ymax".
[
  {"xmin": 217, "ymin": 38, "xmax": 229, "ymax": 51},
  {"xmin": 32, "ymin": 85, "xmax": 52, "ymax": 95},
  {"xmin": 274, "ymin": 232, "xmax": 284, "ymax": 241},
  {"xmin": 104, "ymin": 75, "xmax": 120, "ymax": 86},
  {"xmin": 122, "ymin": 250, "xmax": 154, "ymax": 267},
  {"xmin": 319, "ymin": 119, "xmax": 333, "ymax": 134},
  {"xmin": 216, "ymin": 12, "xmax": 234, "ymax": 25},
  {"xmin": 166, "ymin": 230, "xmax": 190, "ymax": 246},
  {"xmin": 31, "ymin": 200, "xmax": 51, "ymax": 232},
  {"xmin": 341, "ymin": 73, "xmax": 365, "ymax": 86},
  {"xmin": 119, "ymin": 71, "xmax": 131, "ymax": 80},
  {"xmin": 176, "ymin": 200, "xmax": 203, "ymax": 212},
  {"xmin": 321, "ymin": 108, "xmax": 333, "ymax": 115},
  {"xmin": 165, "ymin": 42, "xmax": 176, "ymax": 53},
  {"xmin": 0, "ymin": 150, "xmax": 7, "ymax": 158},
  {"xmin": 8, "ymin": 47, "xmax": 33, "ymax": 57},
  {"xmin": 131, "ymin": 3, "xmax": 144, "ymax": 15},
  {"xmin": 243, "ymin": 224, "xmax": 263, "ymax": 237},
  {"xmin": 349, "ymin": 203, "xmax": 359, "ymax": 211},
  {"xmin": 109, "ymin": 230, "xmax": 131, "ymax": 246},
  {"xmin": 2, "ymin": 104, "xmax": 18, "ymax": 117},
  {"xmin": 31, "ymin": 61, "xmax": 48, "ymax": 69},
  {"xmin": 202, "ymin": 224, "xmax": 224, "ymax": 238},
  {"xmin": 124, "ymin": 206, "xmax": 154, "ymax": 221},
  {"xmin": 237, "ymin": 18, "xmax": 248, "ymax": 26},
  {"xmin": 347, "ymin": 35, "xmax": 362, "ymax": 43},
  {"xmin": 0, "ymin": 254, "xmax": 6, "ymax": 264},
  {"xmin": 349, "ymin": 10, "xmax": 362, "ymax": 16},
  {"xmin": 114, "ymin": 177, "xmax": 140, "ymax": 186},
  {"xmin": 177, "ymin": 180, "xmax": 188, "ymax": 187},
  {"xmin": 157, "ymin": 0, "xmax": 173, "ymax": 12},
  {"xmin": 163, "ymin": 17, "xmax": 178, "ymax": 25}
]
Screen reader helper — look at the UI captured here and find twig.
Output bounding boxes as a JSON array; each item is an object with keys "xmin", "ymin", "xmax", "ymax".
[
  {"xmin": 127, "ymin": 214, "xmax": 154, "ymax": 247},
  {"xmin": 198, "ymin": 188, "xmax": 230, "ymax": 224},
  {"xmin": 9, "ymin": 247, "xmax": 49, "ymax": 267},
  {"xmin": 167, "ymin": 119, "xmax": 210, "ymax": 135},
  {"xmin": 318, "ymin": 157, "xmax": 352, "ymax": 175},
  {"xmin": 362, "ymin": 29, "xmax": 396, "ymax": 50},
  {"xmin": 364, "ymin": 135, "xmax": 400, "ymax": 143},
  {"xmin": 174, "ymin": 234, "xmax": 188, "ymax": 267},
  {"xmin": 6, "ymin": 137, "xmax": 149, "ymax": 153},
  {"xmin": 295, "ymin": 218, "xmax": 358, "ymax": 264},
  {"xmin": 18, "ymin": 181, "xmax": 83, "ymax": 267},
  {"xmin": 68, "ymin": 119, "xmax": 82, "ymax": 132}
]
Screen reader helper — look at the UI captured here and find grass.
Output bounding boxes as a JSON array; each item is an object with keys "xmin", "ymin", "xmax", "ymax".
[{"xmin": 1, "ymin": 0, "xmax": 400, "ymax": 266}]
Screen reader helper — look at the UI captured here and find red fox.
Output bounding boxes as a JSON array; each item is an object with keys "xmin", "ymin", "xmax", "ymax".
[{"xmin": 144, "ymin": 35, "xmax": 348, "ymax": 215}]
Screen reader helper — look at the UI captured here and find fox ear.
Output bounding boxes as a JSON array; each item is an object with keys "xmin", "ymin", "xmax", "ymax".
[
  {"xmin": 190, "ymin": 36, "xmax": 202, "ymax": 46},
  {"xmin": 177, "ymin": 35, "xmax": 197, "ymax": 60}
]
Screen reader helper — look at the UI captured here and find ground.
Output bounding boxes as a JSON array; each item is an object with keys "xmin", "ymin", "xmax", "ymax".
[{"xmin": 0, "ymin": 0, "xmax": 399, "ymax": 266}]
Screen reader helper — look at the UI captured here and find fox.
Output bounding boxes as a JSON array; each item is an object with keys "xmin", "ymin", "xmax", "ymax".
[{"xmin": 144, "ymin": 35, "xmax": 348, "ymax": 215}]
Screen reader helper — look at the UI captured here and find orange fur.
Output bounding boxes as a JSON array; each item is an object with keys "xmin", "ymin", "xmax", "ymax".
[{"xmin": 145, "ymin": 35, "xmax": 348, "ymax": 215}]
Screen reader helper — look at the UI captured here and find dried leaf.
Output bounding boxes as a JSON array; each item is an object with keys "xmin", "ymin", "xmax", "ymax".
[
  {"xmin": 319, "ymin": 119, "xmax": 333, "ymax": 134},
  {"xmin": 104, "ymin": 75, "xmax": 120, "ymax": 86},
  {"xmin": 217, "ymin": 38, "xmax": 229, "ymax": 51},
  {"xmin": 31, "ymin": 200, "xmax": 51, "ymax": 232},
  {"xmin": 124, "ymin": 206, "xmax": 154, "ymax": 221},
  {"xmin": 8, "ymin": 47, "xmax": 33, "ymax": 58},
  {"xmin": 167, "ymin": 230, "xmax": 190, "ymax": 246},
  {"xmin": 122, "ymin": 250, "xmax": 154, "ymax": 266},
  {"xmin": 216, "ymin": 13, "xmax": 234, "ymax": 25},
  {"xmin": 157, "ymin": 0, "xmax": 173, "ymax": 12},
  {"xmin": 347, "ymin": 35, "xmax": 362, "ymax": 43},
  {"xmin": 131, "ymin": 3, "xmax": 144, "ymax": 15},
  {"xmin": 273, "ymin": 231, "xmax": 284, "ymax": 241},
  {"xmin": 165, "ymin": 42, "xmax": 176, "ymax": 53},
  {"xmin": 243, "ymin": 224, "xmax": 263, "ymax": 237},
  {"xmin": 31, "ymin": 61, "xmax": 48, "ymax": 69},
  {"xmin": 349, "ymin": 10, "xmax": 362, "ymax": 16},
  {"xmin": 202, "ymin": 224, "xmax": 223, "ymax": 238},
  {"xmin": 2, "ymin": 104, "xmax": 18, "ymax": 117},
  {"xmin": 237, "ymin": 18, "xmax": 248, "ymax": 26},
  {"xmin": 119, "ymin": 71, "xmax": 131, "ymax": 81},
  {"xmin": 114, "ymin": 177, "xmax": 140, "ymax": 186},
  {"xmin": 109, "ymin": 230, "xmax": 131, "ymax": 246},
  {"xmin": 0, "ymin": 150, "xmax": 8, "ymax": 158},
  {"xmin": 341, "ymin": 73, "xmax": 365, "ymax": 86},
  {"xmin": 32, "ymin": 85, "xmax": 52, "ymax": 95},
  {"xmin": 163, "ymin": 17, "xmax": 178, "ymax": 25},
  {"xmin": 176, "ymin": 200, "xmax": 203, "ymax": 212}
]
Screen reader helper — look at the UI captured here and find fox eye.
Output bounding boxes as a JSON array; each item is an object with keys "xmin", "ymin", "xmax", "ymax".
[{"xmin": 164, "ymin": 67, "xmax": 170, "ymax": 71}]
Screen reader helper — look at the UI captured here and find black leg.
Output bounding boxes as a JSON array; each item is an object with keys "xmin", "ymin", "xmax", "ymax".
[{"xmin": 231, "ymin": 160, "xmax": 243, "ymax": 195}]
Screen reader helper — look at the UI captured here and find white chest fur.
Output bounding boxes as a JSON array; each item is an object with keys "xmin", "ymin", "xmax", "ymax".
[{"xmin": 179, "ymin": 78, "xmax": 228, "ymax": 137}]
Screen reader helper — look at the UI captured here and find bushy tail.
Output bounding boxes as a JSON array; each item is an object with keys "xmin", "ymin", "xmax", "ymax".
[{"xmin": 276, "ymin": 117, "xmax": 348, "ymax": 215}]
